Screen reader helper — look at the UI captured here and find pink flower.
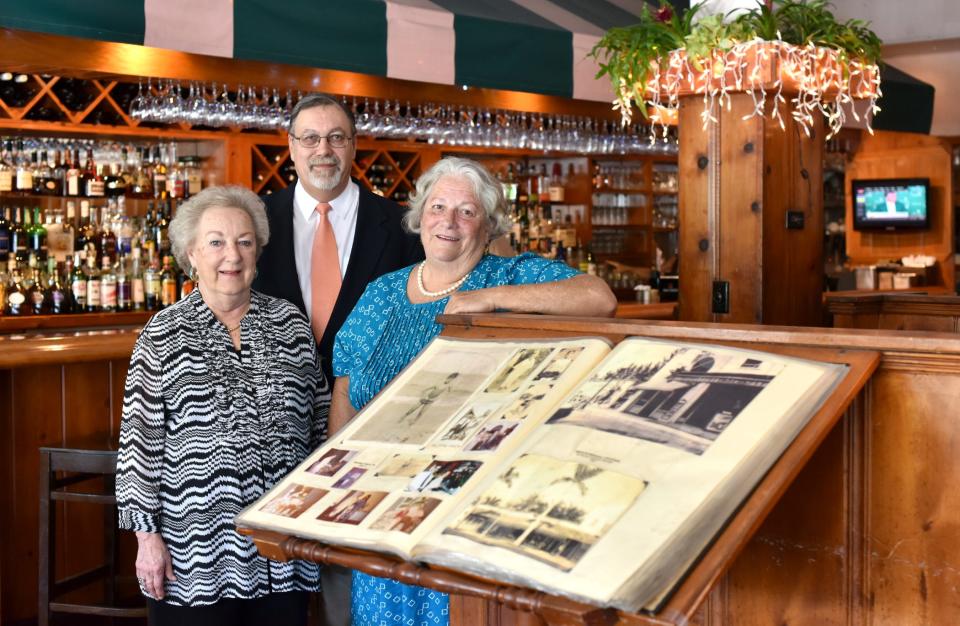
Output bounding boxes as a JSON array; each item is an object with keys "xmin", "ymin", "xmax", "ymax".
[{"xmin": 655, "ymin": 5, "xmax": 673, "ymax": 22}]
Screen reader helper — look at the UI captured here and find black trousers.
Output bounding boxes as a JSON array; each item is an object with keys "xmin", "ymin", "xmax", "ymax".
[{"xmin": 147, "ymin": 591, "xmax": 309, "ymax": 626}]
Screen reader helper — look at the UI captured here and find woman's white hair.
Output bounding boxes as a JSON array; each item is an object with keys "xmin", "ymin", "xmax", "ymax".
[
  {"xmin": 168, "ymin": 185, "xmax": 270, "ymax": 274},
  {"xmin": 403, "ymin": 156, "xmax": 512, "ymax": 241}
]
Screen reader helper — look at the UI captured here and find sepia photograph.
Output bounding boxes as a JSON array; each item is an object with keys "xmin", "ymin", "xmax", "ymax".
[
  {"xmin": 306, "ymin": 448, "xmax": 358, "ymax": 477},
  {"xmin": 548, "ymin": 348, "xmax": 784, "ymax": 455},
  {"xmin": 351, "ymin": 369, "xmax": 486, "ymax": 445},
  {"xmin": 532, "ymin": 346, "xmax": 586, "ymax": 382},
  {"xmin": 433, "ymin": 405, "xmax": 492, "ymax": 445},
  {"xmin": 465, "ymin": 421, "xmax": 520, "ymax": 452},
  {"xmin": 499, "ymin": 379, "xmax": 554, "ymax": 421},
  {"xmin": 317, "ymin": 490, "xmax": 388, "ymax": 525},
  {"xmin": 445, "ymin": 454, "xmax": 646, "ymax": 570},
  {"xmin": 408, "ymin": 459, "xmax": 483, "ymax": 495},
  {"xmin": 483, "ymin": 348, "xmax": 554, "ymax": 394},
  {"xmin": 332, "ymin": 466, "xmax": 367, "ymax": 489},
  {"xmin": 259, "ymin": 484, "xmax": 328, "ymax": 518},
  {"xmin": 369, "ymin": 496, "xmax": 442, "ymax": 534},
  {"xmin": 374, "ymin": 454, "xmax": 435, "ymax": 479}
]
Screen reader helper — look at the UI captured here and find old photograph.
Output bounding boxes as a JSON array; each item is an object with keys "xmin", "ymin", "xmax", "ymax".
[
  {"xmin": 374, "ymin": 454, "xmax": 435, "ymax": 479},
  {"xmin": 332, "ymin": 466, "xmax": 367, "ymax": 489},
  {"xmin": 465, "ymin": 421, "xmax": 519, "ymax": 452},
  {"xmin": 351, "ymin": 370, "xmax": 481, "ymax": 445},
  {"xmin": 408, "ymin": 459, "xmax": 483, "ymax": 495},
  {"xmin": 259, "ymin": 484, "xmax": 328, "ymax": 518},
  {"xmin": 433, "ymin": 405, "xmax": 492, "ymax": 446},
  {"xmin": 306, "ymin": 448, "xmax": 358, "ymax": 477},
  {"xmin": 445, "ymin": 454, "xmax": 646, "ymax": 570},
  {"xmin": 317, "ymin": 490, "xmax": 388, "ymax": 525},
  {"xmin": 548, "ymin": 347, "xmax": 784, "ymax": 455},
  {"xmin": 483, "ymin": 348, "xmax": 553, "ymax": 394},
  {"xmin": 369, "ymin": 496, "xmax": 442, "ymax": 534},
  {"xmin": 532, "ymin": 346, "xmax": 585, "ymax": 382}
]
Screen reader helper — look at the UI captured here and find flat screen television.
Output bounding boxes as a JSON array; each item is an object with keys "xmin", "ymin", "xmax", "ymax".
[{"xmin": 852, "ymin": 178, "xmax": 930, "ymax": 231}]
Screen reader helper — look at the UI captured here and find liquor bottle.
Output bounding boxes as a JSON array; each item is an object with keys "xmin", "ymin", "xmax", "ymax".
[
  {"xmin": 0, "ymin": 259, "xmax": 7, "ymax": 315},
  {"xmin": 65, "ymin": 148, "xmax": 82, "ymax": 197},
  {"xmin": 27, "ymin": 206, "xmax": 47, "ymax": 259},
  {"xmin": 0, "ymin": 206, "xmax": 11, "ymax": 259},
  {"xmin": 84, "ymin": 254, "xmax": 101, "ymax": 312},
  {"xmin": 99, "ymin": 206, "xmax": 117, "ymax": 263},
  {"xmin": 27, "ymin": 266, "xmax": 45, "ymax": 314},
  {"xmin": 75, "ymin": 200, "xmax": 93, "ymax": 253},
  {"xmin": 119, "ymin": 145, "xmax": 136, "ymax": 191},
  {"xmin": 115, "ymin": 254, "xmax": 131, "ymax": 311},
  {"xmin": 104, "ymin": 162, "xmax": 126, "ymax": 197},
  {"xmin": 152, "ymin": 145, "xmax": 167, "ymax": 198},
  {"xmin": 85, "ymin": 163, "xmax": 106, "ymax": 198},
  {"xmin": 36, "ymin": 150, "xmax": 60, "ymax": 195},
  {"xmin": 30, "ymin": 150, "xmax": 43, "ymax": 195},
  {"xmin": 52, "ymin": 149, "xmax": 67, "ymax": 194},
  {"xmin": 130, "ymin": 147, "xmax": 153, "ymax": 198},
  {"xmin": 44, "ymin": 258, "xmax": 66, "ymax": 314},
  {"xmin": 69, "ymin": 251, "xmax": 87, "ymax": 312},
  {"xmin": 143, "ymin": 252, "xmax": 161, "ymax": 311},
  {"xmin": 15, "ymin": 139, "xmax": 34, "ymax": 194},
  {"xmin": 130, "ymin": 248, "xmax": 145, "ymax": 311},
  {"xmin": 10, "ymin": 207, "xmax": 27, "ymax": 262},
  {"xmin": 0, "ymin": 139, "xmax": 13, "ymax": 193},
  {"xmin": 46, "ymin": 205, "xmax": 73, "ymax": 262},
  {"xmin": 154, "ymin": 200, "xmax": 170, "ymax": 256},
  {"xmin": 166, "ymin": 142, "xmax": 184, "ymax": 198},
  {"xmin": 85, "ymin": 203, "xmax": 102, "ymax": 260},
  {"xmin": 99, "ymin": 255, "xmax": 117, "ymax": 312},
  {"xmin": 5, "ymin": 258, "xmax": 28, "ymax": 315},
  {"xmin": 160, "ymin": 255, "xmax": 177, "ymax": 308}
]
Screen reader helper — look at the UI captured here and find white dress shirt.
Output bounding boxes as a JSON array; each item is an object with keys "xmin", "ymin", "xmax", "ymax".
[{"xmin": 293, "ymin": 179, "xmax": 359, "ymax": 320}]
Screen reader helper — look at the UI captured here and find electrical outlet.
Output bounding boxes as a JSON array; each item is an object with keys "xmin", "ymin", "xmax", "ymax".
[
  {"xmin": 712, "ymin": 280, "xmax": 730, "ymax": 314},
  {"xmin": 786, "ymin": 211, "xmax": 805, "ymax": 229}
]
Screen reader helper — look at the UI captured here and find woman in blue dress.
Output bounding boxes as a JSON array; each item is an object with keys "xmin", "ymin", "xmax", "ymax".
[{"xmin": 331, "ymin": 156, "xmax": 617, "ymax": 625}]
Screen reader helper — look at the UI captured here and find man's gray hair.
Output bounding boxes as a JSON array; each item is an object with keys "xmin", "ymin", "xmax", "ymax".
[
  {"xmin": 169, "ymin": 185, "xmax": 270, "ymax": 274},
  {"xmin": 403, "ymin": 157, "xmax": 512, "ymax": 242},
  {"xmin": 288, "ymin": 93, "xmax": 356, "ymax": 135}
]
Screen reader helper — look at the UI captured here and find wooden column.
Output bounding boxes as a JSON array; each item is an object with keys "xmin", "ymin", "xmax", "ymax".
[{"xmin": 679, "ymin": 93, "xmax": 824, "ymax": 326}]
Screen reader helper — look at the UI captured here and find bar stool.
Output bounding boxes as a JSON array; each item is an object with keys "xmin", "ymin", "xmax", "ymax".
[{"xmin": 38, "ymin": 441, "xmax": 147, "ymax": 625}]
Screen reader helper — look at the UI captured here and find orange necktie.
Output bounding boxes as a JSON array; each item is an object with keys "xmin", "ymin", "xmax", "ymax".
[{"xmin": 310, "ymin": 202, "xmax": 341, "ymax": 341}]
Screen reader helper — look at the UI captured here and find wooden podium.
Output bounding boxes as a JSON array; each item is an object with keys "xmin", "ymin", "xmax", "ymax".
[{"xmin": 239, "ymin": 313, "xmax": 879, "ymax": 625}]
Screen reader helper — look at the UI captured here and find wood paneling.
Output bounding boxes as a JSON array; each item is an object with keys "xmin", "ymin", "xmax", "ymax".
[
  {"xmin": 845, "ymin": 131, "xmax": 955, "ymax": 289},
  {"xmin": 827, "ymin": 293, "xmax": 960, "ymax": 332},
  {"xmin": 678, "ymin": 93, "xmax": 823, "ymax": 326}
]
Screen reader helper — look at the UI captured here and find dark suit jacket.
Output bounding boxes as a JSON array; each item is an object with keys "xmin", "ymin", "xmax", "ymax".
[{"xmin": 253, "ymin": 182, "xmax": 424, "ymax": 382}]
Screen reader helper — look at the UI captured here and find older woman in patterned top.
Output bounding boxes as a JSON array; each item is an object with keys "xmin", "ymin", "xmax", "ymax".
[
  {"xmin": 331, "ymin": 156, "xmax": 617, "ymax": 626},
  {"xmin": 116, "ymin": 185, "xmax": 329, "ymax": 626}
]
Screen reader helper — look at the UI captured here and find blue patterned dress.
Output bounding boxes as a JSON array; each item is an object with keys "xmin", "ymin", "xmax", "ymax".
[{"xmin": 333, "ymin": 253, "xmax": 578, "ymax": 626}]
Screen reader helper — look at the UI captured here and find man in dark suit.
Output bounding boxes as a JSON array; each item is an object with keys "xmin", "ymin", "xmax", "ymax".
[
  {"xmin": 252, "ymin": 93, "xmax": 422, "ymax": 626},
  {"xmin": 253, "ymin": 93, "xmax": 423, "ymax": 386}
]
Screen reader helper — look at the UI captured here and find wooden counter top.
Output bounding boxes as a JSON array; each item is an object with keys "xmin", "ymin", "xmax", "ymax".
[
  {"xmin": 0, "ymin": 326, "xmax": 142, "ymax": 368},
  {"xmin": 614, "ymin": 301, "xmax": 677, "ymax": 319}
]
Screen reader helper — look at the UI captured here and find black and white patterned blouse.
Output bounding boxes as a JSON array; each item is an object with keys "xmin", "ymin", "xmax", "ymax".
[{"xmin": 116, "ymin": 289, "xmax": 330, "ymax": 606}]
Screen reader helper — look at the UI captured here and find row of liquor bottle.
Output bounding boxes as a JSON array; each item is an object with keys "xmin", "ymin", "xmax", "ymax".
[
  {"xmin": 1, "ymin": 249, "xmax": 190, "ymax": 316},
  {"xmin": 0, "ymin": 136, "xmax": 204, "ymax": 199},
  {"xmin": 0, "ymin": 196, "xmax": 176, "ymax": 269}
]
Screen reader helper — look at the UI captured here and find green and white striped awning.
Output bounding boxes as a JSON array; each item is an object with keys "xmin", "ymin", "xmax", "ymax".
[
  {"xmin": 0, "ymin": 0, "xmax": 667, "ymax": 103},
  {"xmin": 0, "ymin": 0, "xmax": 933, "ymax": 132}
]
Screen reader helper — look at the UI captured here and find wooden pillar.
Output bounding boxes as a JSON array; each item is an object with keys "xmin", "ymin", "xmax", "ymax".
[{"xmin": 678, "ymin": 92, "xmax": 824, "ymax": 326}]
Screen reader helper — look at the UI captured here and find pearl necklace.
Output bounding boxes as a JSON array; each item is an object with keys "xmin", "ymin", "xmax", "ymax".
[{"xmin": 416, "ymin": 261, "xmax": 469, "ymax": 298}]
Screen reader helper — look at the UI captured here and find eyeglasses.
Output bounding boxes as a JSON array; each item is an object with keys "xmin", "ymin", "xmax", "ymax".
[{"xmin": 289, "ymin": 131, "xmax": 353, "ymax": 149}]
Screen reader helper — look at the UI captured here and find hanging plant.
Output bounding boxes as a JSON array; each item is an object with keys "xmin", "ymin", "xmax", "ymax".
[{"xmin": 591, "ymin": 0, "xmax": 882, "ymax": 140}]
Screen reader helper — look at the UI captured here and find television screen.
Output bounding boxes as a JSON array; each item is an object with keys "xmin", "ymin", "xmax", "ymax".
[{"xmin": 852, "ymin": 178, "xmax": 930, "ymax": 231}]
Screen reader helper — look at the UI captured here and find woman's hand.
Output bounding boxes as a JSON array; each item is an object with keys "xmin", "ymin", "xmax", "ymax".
[
  {"xmin": 444, "ymin": 288, "xmax": 500, "ymax": 314},
  {"xmin": 135, "ymin": 531, "xmax": 176, "ymax": 599}
]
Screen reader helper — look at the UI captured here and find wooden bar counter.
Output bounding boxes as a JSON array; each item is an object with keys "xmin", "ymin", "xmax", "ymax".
[
  {"xmin": 5, "ymin": 314, "xmax": 960, "ymax": 624},
  {"xmin": 0, "ymin": 319, "xmax": 143, "ymax": 625}
]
